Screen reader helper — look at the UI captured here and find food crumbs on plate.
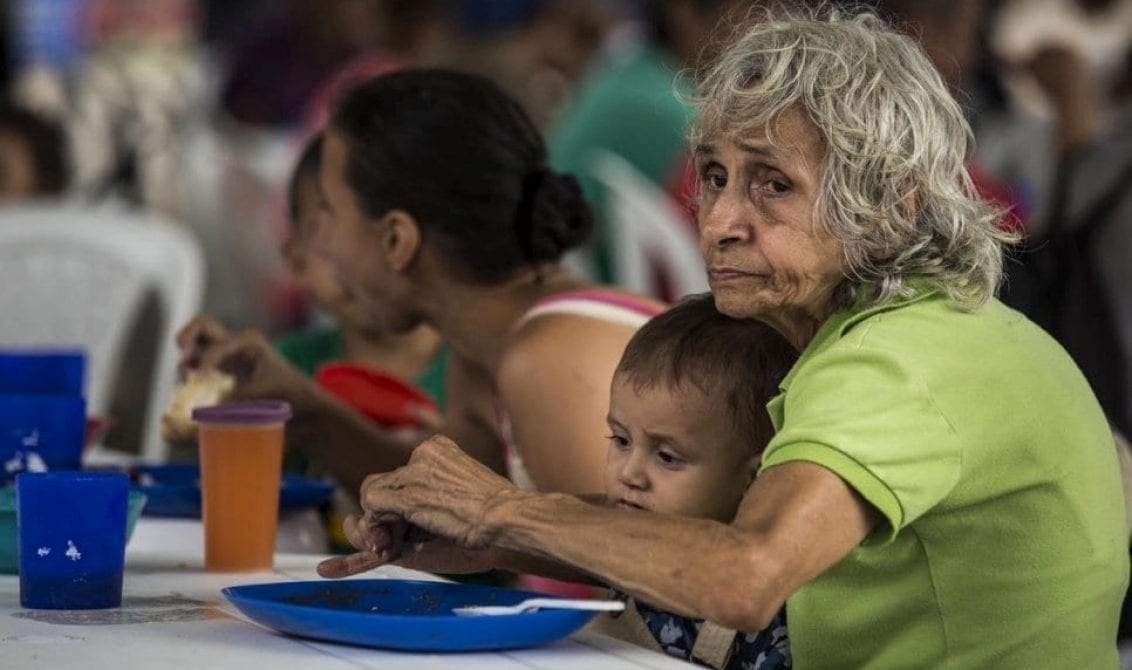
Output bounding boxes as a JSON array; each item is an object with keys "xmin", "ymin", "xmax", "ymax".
[
  {"xmin": 283, "ymin": 588, "xmax": 362, "ymax": 609},
  {"xmin": 65, "ymin": 540, "xmax": 81, "ymax": 561},
  {"xmin": 412, "ymin": 589, "xmax": 441, "ymax": 614}
]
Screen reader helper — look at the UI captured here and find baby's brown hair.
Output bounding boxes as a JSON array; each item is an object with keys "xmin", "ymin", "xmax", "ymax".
[{"xmin": 615, "ymin": 293, "xmax": 798, "ymax": 454}]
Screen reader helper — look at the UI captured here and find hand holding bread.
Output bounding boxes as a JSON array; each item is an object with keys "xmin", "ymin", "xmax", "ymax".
[
  {"xmin": 161, "ymin": 368, "xmax": 236, "ymax": 442},
  {"xmin": 165, "ymin": 314, "xmax": 315, "ymax": 444}
]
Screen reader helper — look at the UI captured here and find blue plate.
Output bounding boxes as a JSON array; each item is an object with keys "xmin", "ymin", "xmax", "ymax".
[
  {"xmin": 133, "ymin": 465, "xmax": 334, "ymax": 518},
  {"xmin": 222, "ymin": 579, "xmax": 599, "ymax": 652}
]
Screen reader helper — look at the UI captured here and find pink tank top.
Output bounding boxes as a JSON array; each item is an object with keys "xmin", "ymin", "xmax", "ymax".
[
  {"xmin": 498, "ymin": 289, "xmax": 664, "ymax": 489},
  {"xmin": 496, "ymin": 289, "xmax": 664, "ymax": 597}
]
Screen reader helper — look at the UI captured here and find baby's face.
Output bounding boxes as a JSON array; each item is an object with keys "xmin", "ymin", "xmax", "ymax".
[{"xmin": 604, "ymin": 373, "xmax": 756, "ymax": 522}]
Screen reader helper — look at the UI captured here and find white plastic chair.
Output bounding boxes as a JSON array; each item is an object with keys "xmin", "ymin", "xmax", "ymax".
[
  {"xmin": 0, "ymin": 202, "xmax": 205, "ymax": 462},
  {"xmin": 591, "ymin": 151, "xmax": 709, "ymax": 300}
]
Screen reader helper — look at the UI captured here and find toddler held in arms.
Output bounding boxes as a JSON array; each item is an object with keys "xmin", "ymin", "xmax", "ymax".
[
  {"xmin": 594, "ymin": 293, "xmax": 796, "ymax": 669},
  {"xmin": 321, "ymin": 293, "xmax": 798, "ymax": 667}
]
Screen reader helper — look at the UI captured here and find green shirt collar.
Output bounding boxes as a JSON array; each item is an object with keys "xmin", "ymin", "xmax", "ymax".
[{"xmin": 778, "ymin": 283, "xmax": 939, "ymax": 391}]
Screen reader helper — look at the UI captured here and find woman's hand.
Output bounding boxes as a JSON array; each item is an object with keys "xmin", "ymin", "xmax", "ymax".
[
  {"xmin": 360, "ymin": 434, "xmax": 520, "ymax": 547},
  {"xmin": 316, "ymin": 511, "xmax": 503, "ymax": 578},
  {"xmin": 316, "ymin": 435, "xmax": 523, "ymax": 577},
  {"xmin": 197, "ymin": 329, "xmax": 309, "ymax": 403},
  {"xmin": 176, "ymin": 315, "xmax": 314, "ymax": 408}
]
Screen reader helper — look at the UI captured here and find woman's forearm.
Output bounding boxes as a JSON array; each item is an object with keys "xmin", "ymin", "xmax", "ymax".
[
  {"xmin": 337, "ymin": 437, "xmax": 873, "ymax": 629},
  {"xmin": 385, "ymin": 494, "xmax": 612, "ymax": 585},
  {"xmin": 485, "ymin": 491, "xmax": 783, "ymax": 631},
  {"xmin": 482, "ymin": 462, "xmax": 876, "ymax": 632},
  {"xmin": 489, "ymin": 547, "xmax": 604, "ymax": 585}
]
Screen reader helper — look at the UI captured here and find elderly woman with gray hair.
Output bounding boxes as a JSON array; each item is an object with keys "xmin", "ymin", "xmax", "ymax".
[{"xmin": 319, "ymin": 10, "xmax": 1128, "ymax": 668}]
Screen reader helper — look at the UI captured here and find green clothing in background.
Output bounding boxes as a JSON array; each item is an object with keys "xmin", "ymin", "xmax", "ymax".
[
  {"xmin": 761, "ymin": 289, "xmax": 1127, "ymax": 669},
  {"xmin": 273, "ymin": 325, "xmax": 449, "ymax": 481},
  {"xmin": 275, "ymin": 327, "xmax": 343, "ymax": 377},
  {"xmin": 274, "ymin": 326, "xmax": 448, "ymax": 409},
  {"xmin": 548, "ymin": 44, "xmax": 694, "ymax": 282}
]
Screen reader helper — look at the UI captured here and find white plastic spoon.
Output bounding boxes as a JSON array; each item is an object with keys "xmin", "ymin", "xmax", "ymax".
[{"xmin": 452, "ymin": 598, "xmax": 626, "ymax": 616}]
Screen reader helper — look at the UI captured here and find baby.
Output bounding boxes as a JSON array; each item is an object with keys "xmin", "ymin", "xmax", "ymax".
[{"xmin": 597, "ymin": 293, "xmax": 797, "ymax": 670}]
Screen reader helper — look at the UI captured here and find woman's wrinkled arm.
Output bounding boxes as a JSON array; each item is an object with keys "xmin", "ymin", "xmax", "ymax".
[
  {"xmin": 321, "ymin": 436, "xmax": 878, "ymax": 631},
  {"xmin": 320, "ymin": 512, "xmax": 603, "ymax": 585},
  {"xmin": 495, "ymin": 461, "xmax": 878, "ymax": 630}
]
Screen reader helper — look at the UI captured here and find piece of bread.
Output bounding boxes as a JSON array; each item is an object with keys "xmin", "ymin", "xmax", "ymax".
[{"xmin": 161, "ymin": 369, "xmax": 236, "ymax": 443}]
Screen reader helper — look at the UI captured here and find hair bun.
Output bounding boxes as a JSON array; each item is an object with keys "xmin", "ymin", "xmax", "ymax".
[{"xmin": 521, "ymin": 171, "xmax": 594, "ymax": 262}]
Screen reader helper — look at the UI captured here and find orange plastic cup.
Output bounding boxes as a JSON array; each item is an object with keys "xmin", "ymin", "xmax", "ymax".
[{"xmin": 192, "ymin": 401, "xmax": 291, "ymax": 571}]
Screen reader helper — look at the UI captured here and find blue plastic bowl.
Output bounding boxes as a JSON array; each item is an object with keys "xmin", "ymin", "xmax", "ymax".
[{"xmin": 0, "ymin": 487, "xmax": 146, "ymax": 574}]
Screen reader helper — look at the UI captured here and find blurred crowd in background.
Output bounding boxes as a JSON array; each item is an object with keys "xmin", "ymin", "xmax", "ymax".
[{"xmin": 1, "ymin": 0, "xmax": 1131, "ymax": 439}]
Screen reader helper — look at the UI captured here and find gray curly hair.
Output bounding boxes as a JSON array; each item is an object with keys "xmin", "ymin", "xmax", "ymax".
[{"xmin": 690, "ymin": 8, "xmax": 1017, "ymax": 310}]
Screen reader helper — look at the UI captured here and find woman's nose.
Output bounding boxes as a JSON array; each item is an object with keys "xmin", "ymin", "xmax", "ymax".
[{"xmin": 698, "ymin": 191, "xmax": 750, "ymax": 250}]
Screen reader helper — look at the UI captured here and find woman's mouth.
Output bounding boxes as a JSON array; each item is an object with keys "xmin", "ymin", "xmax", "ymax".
[
  {"xmin": 617, "ymin": 499, "xmax": 647, "ymax": 511},
  {"xmin": 708, "ymin": 267, "xmax": 758, "ymax": 283}
]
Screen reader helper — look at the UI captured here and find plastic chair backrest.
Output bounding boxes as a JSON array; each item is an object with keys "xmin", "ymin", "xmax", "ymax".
[
  {"xmin": 0, "ymin": 202, "xmax": 204, "ymax": 462},
  {"xmin": 591, "ymin": 151, "xmax": 708, "ymax": 300}
]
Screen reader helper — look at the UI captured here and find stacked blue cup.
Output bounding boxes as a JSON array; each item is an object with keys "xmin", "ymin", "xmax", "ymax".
[
  {"xmin": 16, "ymin": 471, "xmax": 129, "ymax": 609},
  {"xmin": 0, "ymin": 349, "xmax": 87, "ymax": 485}
]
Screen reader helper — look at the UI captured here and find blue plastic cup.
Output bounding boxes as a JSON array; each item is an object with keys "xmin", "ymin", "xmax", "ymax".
[
  {"xmin": 0, "ymin": 349, "xmax": 85, "ymax": 396},
  {"xmin": 0, "ymin": 394, "xmax": 86, "ymax": 484},
  {"xmin": 16, "ymin": 471, "xmax": 129, "ymax": 609}
]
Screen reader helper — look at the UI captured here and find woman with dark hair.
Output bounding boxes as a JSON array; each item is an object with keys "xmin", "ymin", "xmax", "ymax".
[{"xmin": 178, "ymin": 69, "xmax": 663, "ymax": 505}]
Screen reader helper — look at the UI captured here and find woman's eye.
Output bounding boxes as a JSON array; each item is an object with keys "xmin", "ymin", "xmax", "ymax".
[
  {"xmin": 754, "ymin": 178, "xmax": 790, "ymax": 196},
  {"xmin": 700, "ymin": 165, "xmax": 727, "ymax": 190},
  {"xmin": 606, "ymin": 434, "xmax": 629, "ymax": 449}
]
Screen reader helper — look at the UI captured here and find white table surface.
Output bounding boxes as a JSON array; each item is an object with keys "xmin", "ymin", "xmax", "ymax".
[{"xmin": 1, "ymin": 517, "xmax": 695, "ymax": 669}]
